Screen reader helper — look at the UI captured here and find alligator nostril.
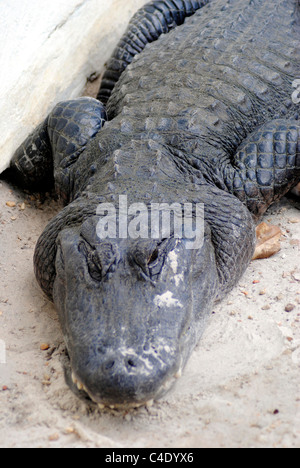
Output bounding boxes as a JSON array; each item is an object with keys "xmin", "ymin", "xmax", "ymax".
[
  {"xmin": 127, "ymin": 359, "xmax": 136, "ymax": 368},
  {"xmin": 100, "ymin": 353, "xmax": 141, "ymax": 375},
  {"xmin": 104, "ymin": 360, "xmax": 115, "ymax": 370}
]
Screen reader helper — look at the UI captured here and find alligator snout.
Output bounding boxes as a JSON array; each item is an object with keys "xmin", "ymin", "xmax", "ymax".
[{"xmin": 71, "ymin": 345, "xmax": 180, "ymax": 408}]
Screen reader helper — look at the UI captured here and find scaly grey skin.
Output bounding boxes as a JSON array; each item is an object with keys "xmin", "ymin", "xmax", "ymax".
[
  {"xmin": 97, "ymin": 0, "xmax": 209, "ymax": 104},
  {"xmin": 6, "ymin": 0, "xmax": 300, "ymax": 408}
]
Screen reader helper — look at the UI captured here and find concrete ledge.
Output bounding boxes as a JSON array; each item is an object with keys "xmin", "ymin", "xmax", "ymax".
[{"xmin": 0, "ymin": 0, "xmax": 148, "ymax": 173}]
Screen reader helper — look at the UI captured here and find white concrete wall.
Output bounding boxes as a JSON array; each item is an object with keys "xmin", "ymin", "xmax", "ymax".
[{"xmin": 0, "ymin": 0, "xmax": 149, "ymax": 174}]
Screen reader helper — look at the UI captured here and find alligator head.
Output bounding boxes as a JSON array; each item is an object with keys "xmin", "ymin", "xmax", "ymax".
[{"xmin": 53, "ymin": 215, "xmax": 218, "ymax": 408}]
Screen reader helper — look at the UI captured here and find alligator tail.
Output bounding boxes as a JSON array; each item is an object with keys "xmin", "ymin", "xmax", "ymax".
[{"xmin": 97, "ymin": 0, "xmax": 209, "ymax": 106}]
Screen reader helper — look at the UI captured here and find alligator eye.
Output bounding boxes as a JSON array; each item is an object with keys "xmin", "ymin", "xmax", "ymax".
[
  {"xmin": 147, "ymin": 248, "xmax": 165, "ymax": 277},
  {"xmin": 88, "ymin": 251, "xmax": 103, "ymax": 282},
  {"xmin": 78, "ymin": 241, "xmax": 89, "ymax": 258},
  {"xmin": 147, "ymin": 238, "xmax": 177, "ymax": 277},
  {"xmin": 147, "ymin": 248, "xmax": 159, "ymax": 266},
  {"xmin": 78, "ymin": 241, "xmax": 103, "ymax": 282}
]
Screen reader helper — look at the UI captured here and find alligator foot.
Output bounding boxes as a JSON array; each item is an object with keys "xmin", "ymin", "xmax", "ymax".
[
  {"xmin": 224, "ymin": 119, "xmax": 300, "ymax": 220},
  {"xmin": 8, "ymin": 97, "xmax": 107, "ymax": 201}
]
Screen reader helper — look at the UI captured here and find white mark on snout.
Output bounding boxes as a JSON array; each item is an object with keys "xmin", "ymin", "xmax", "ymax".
[
  {"xmin": 168, "ymin": 250, "xmax": 184, "ymax": 286},
  {"xmin": 154, "ymin": 291, "xmax": 183, "ymax": 308},
  {"xmin": 174, "ymin": 274, "xmax": 184, "ymax": 287},
  {"xmin": 168, "ymin": 250, "xmax": 178, "ymax": 274},
  {"xmin": 118, "ymin": 346, "xmax": 154, "ymax": 372}
]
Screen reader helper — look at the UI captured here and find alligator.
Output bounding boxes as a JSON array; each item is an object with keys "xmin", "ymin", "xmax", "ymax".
[{"xmin": 5, "ymin": 0, "xmax": 300, "ymax": 408}]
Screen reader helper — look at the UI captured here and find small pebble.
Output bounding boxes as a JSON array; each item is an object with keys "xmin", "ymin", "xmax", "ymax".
[
  {"xmin": 292, "ymin": 272, "xmax": 300, "ymax": 282},
  {"xmin": 289, "ymin": 218, "xmax": 300, "ymax": 224},
  {"xmin": 65, "ymin": 427, "xmax": 75, "ymax": 434},
  {"xmin": 285, "ymin": 304, "xmax": 295, "ymax": 313},
  {"xmin": 42, "ymin": 380, "xmax": 51, "ymax": 386},
  {"xmin": 40, "ymin": 343, "xmax": 50, "ymax": 351}
]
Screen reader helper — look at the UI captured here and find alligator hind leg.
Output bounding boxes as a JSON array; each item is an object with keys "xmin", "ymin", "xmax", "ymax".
[
  {"xmin": 224, "ymin": 119, "xmax": 300, "ymax": 219},
  {"xmin": 9, "ymin": 97, "xmax": 107, "ymax": 201},
  {"xmin": 97, "ymin": 0, "xmax": 209, "ymax": 106},
  {"xmin": 9, "ymin": 118, "xmax": 54, "ymax": 191}
]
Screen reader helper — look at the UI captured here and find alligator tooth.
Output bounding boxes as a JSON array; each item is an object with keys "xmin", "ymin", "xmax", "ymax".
[
  {"xmin": 174, "ymin": 369, "xmax": 182, "ymax": 379},
  {"xmin": 76, "ymin": 381, "xmax": 84, "ymax": 391},
  {"xmin": 72, "ymin": 372, "xmax": 86, "ymax": 391},
  {"xmin": 71, "ymin": 372, "xmax": 78, "ymax": 384},
  {"xmin": 98, "ymin": 403, "xmax": 105, "ymax": 410},
  {"xmin": 163, "ymin": 379, "xmax": 171, "ymax": 390},
  {"xmin": 146, "ymin": 399, "xmax": 154, "ymax": 408}
]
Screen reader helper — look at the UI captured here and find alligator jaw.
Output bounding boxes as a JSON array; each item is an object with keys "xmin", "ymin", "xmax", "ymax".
[{"xmin": 70, "ymin": 367, "xmax": 183, "ymax": 410}]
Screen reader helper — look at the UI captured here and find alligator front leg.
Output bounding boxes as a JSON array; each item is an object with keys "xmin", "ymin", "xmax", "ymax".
[
  {"xmin": 97, "ymin": 0, "xmax": 209, "ymax": 106},
  {"xmin": 8, "ymin": 98, "xmax": 107, "ymax": 202},
  {"xmin": 224, "ymin": 119, "xmax": 300, "ymax": 220}
]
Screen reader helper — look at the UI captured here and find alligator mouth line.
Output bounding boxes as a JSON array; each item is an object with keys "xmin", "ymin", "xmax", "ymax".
[{"xmin": 71, "ymin": 368, "xmax": 183, "ymax": 411}]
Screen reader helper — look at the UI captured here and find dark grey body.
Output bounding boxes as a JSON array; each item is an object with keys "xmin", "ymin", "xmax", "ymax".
[{"xmin": 7, "ymin": 0, "xmax": 300, "ymax": 407}]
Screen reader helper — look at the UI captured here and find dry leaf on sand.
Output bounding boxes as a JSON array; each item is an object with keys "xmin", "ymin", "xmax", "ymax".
[{"xmin": 252, "ymin": 222, "xmax": 282, "ymax": 260}]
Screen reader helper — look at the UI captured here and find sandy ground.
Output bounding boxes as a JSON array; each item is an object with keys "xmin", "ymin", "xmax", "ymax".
[
  {"xmin": 0, "ymin": 178, "xmax": 299, "ymax": 448},
  {"xmin": 0, "ymin": 78, "xmax": 300, "ymax": 448}
]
